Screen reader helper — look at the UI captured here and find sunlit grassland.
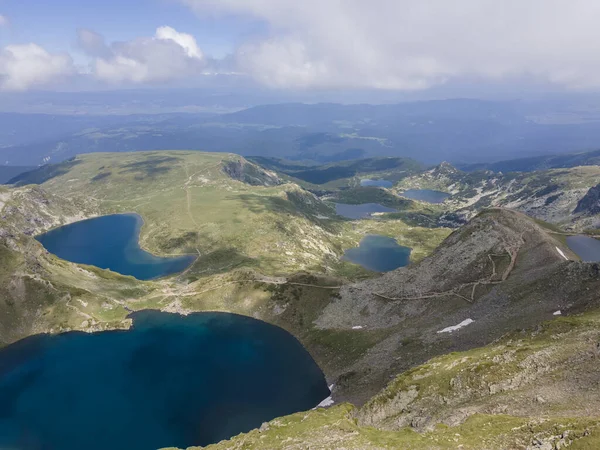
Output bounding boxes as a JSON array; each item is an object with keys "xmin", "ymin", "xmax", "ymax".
[{"xmin": 39, "ymin": 151, "xmax": 450, "ymax": 278}]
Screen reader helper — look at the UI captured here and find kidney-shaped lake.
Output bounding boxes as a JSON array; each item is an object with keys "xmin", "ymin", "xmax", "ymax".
[
  {"xmin": 0, "ymin": 311, "xmax": 330, "ymax": 450},
  {"xmin": 36, "ymin": 214, "xmax": 196, "ymax": 280}
]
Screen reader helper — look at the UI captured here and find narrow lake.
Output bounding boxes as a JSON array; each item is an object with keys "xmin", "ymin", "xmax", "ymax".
[
  {"xmin": 342, "ymin": 234, "xmax": 411, "ymax": 272},
  {"xmin": 400, "ymin": 189, "xmax": 451, "ymax": 204},
  {"xmin": 36, "ymin": 214, "xmax": 196, "ymax": 280},
  {"xmin": 566, "ymin": 235, "xmax": 600, "ymax": 262},
  {"xmin": 335, "ymin": 203, "xmax": 397, "ymax": 219},
  {"xmin": 360, "ymin": 179, "xmax": 393, "ymax": 188},
  {"xmin": 0, "ymin": 311, "xmax": 330, "ymax": 450}
]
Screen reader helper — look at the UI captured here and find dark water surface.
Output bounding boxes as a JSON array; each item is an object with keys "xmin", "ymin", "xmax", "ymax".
[
  {"xmin": 360, "ymin": 179, "xmax": 393, "ymax": 188},
  {"xmin": 0, "ymin": 311, "xmax": 330, "ymax": 450},
  {"xmin": 36, "ymin": 214, "xmax": 196, "ymax": 280},
  {"xmin": 343, "ymin": 234, "xmax": 412, "ymax": 272},
  {"xmin": 335, "ymin": 203, "xmax": 397, "ymax": 219},
  {"xmin": 566, "ymin": 235, "xmax": 600, "ymax": 262},
  {"xmin": 400, "ymin": 189, "xmax": 451, "ymax": 204}
]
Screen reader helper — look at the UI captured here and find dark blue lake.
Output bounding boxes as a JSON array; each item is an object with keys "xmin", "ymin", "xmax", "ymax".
[
  {"xmin": 360, "ymin": 179, "xmax": 393, "ymax": 188},
  {"xmin": 335, "ymin": 203, "xmax": 397, "ymax": 219},
  {"xmin": 400, "ymin": 189, "xmax": 451, "ymax": 204},
  {"xmin": 566, "ymin": 235, "xmax": 600, "ymax": 262},
  {"xmin": 36, "ymin": 214, "xmax": 196, "ymax": 280},
  {"xmin": 0, "ymin": 311, "xmax": 329, "ymax": 450},
  {"xmin": 342, "ymin": 235, "xmax": 412, "ymax": 272}
]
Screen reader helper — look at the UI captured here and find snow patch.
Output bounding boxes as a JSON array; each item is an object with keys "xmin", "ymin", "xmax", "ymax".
[
  {"xmin": 314, "ymin": 384, "xmax": 335, "ymax": 409},
  {"xmin": 556, "ymin": 247, "xmax": 569, "ymax": 261},
  {"xmin": 437, "ymin": 319, "xmax": 474, "ymax": 334},
  {"xmin": 352, "ymin": 326, "xmax": 364, "ymax": 330},
  {"xmin": 316, "ymin": 396, "xmax": 334, "ymax": 407},
  {"xmin": 553, "ymin": 310, "xmax": 562, "ymax": 316}
]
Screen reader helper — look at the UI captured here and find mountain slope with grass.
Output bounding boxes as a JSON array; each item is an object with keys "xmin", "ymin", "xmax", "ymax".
[
  {"xmin": 6, "ymin": 151, "xmax": 600, "ymax": 450},
  {"xmin": 168, "ymin": 209, "xmax": 600, "ymax": 450},
  {"xmin": 0, "ymin": 151, "xmax": 449, "ymax": 351},
  {"xmin": 11, "ymin": 151, "xmax": 446, "ymax": 277}
]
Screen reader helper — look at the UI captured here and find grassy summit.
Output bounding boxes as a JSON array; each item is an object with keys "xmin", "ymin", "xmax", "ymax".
[
  {"xmin": 0, "ymin": 151, "xmax": 448, "ymax": 348},
  {"xmin": 24, "ymin": 151, "xmax": 448, "ymax": 277}
]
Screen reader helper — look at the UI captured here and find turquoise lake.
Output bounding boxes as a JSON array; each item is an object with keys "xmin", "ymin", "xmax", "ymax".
[
  {"xmin": 400, "ymin": 189, "xmax": 451, "ymax": 204},
  {"xmin": 0, "ymin": 311, "xmax": 330, "ymax": 450},
  {"xmin": 36, "ymin": 214, "xmax": 196, "ymax": 280},
  {"xmin": 343, "ymin": 235, "xmax": 411, "ymax": 272}
]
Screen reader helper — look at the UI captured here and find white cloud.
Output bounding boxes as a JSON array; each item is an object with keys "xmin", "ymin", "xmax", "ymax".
[
  {"xmin": 79, "ymin": 27, "xmax": 206, "ymax": 85},
  {"xmin": 155, "ymin": 26, "xmax": 203, "ymax": 59},
  {"xmin": 0, "ymin": 44, "xmax": 75, "ymax": 91},
  {"xmin": 0, "ymin": 15, "xmax": 8, "ymax": 27},
  {"xmin": 181, "ymin": 0, "xmax": 600, "ymax": 90}
]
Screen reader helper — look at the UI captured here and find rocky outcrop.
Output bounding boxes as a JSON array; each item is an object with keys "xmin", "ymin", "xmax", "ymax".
[
  {"xmin": 574, "ymin": 184, "xmax": 600, "ymax": 215},
  {"xmin": 314, "ymin": 209, "xmax": 600, "ymax": 405},
  {"xmin": 222, "ymin": 157, "xmax": 281, "ymax": 186},
  {"xmin": 0, "ymin": 185, "xmax": 99, "ymax": 243},
  {"xmin": 398, "ymin": 165, "xmax": 600, "ymax": 231}
]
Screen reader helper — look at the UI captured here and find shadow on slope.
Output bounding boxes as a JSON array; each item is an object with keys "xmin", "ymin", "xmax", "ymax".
[{"xmin": 8, "ymin": 158, "xmax": 82, "ymax": 186}]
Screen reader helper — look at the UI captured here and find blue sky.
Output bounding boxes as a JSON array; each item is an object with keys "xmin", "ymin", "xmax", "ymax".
[
  {"xmin": 1, "ymin": 1, "xmax": 600, "ymax": 94},
  {"xmin": 0, "ymin": 0, "xmax": 261, "ymax": 57}
]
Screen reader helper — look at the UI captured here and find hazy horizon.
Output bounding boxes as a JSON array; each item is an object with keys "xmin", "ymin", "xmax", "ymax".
[{"xmin": 4, "ymin": 2, "xmax": 600, "ymax": 167}]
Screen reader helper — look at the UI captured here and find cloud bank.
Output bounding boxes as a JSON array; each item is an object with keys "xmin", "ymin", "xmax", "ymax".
[
  {"xmin": 5, "ymin": 1, "xmax": 600, "ymax": 92},
  {"xmin": 78, "ymin": 27, "xmax": 206, "ymax": 84},
  {"xmin": 181, "ymin": 0, "xmax": 600, "ymax": 90},
  {"xmin": 0, "ymin": 44, "xmax": 74, "ymax": 91}
]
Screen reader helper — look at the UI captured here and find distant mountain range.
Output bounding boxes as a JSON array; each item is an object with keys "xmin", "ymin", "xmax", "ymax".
[
  {"xmin": 459, "ymin": 148, "xmax": 600, "ymax": 172},
  {"xmin": 5, "ymin": 98, "xmax": 600, "ymax": 166}
]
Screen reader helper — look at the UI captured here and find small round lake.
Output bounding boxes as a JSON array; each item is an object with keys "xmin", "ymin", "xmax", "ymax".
[
  {"xmin": 566, "ymin": 235, "xmax": 600, "ymax": 262},
  {"xmin": 0, "ymin": 311, "xmax": 330, "ymax": 450},
  {"xmin": 360, "ymin": 179, "xmax": 393, "ymax": 188},
  {"xmin": 335, "ymin": 203, "xmax": 397, "ymax": 220},
  {"xmin": 36, "ymin": 214, "xmax": 196, "ymax": 280},
  {"xmin": 400, "ymin": 189, "xmax": 451, "ymax": 204},
  {"xmin": 342, "ymin": 234, "xmax": 412, "ymax": 272}
]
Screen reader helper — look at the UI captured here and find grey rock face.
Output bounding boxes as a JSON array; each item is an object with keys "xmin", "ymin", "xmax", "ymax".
[{"xmin": 574, "ymin": 184, "xmax": 600, "ymax": 215}]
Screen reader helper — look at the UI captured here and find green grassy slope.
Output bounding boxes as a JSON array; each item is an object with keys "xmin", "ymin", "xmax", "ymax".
[
  {"xmin": 0, "ymin": 152, "xmax": 449, "ymax": 366},
  {"xmin": 22, "ymin": 151, "xmax": 448, "ymax": 277}
]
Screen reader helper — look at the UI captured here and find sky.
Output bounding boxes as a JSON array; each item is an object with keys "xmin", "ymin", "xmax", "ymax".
[{"xmin": 2, "ymin": 0, "xmax": 600, "ymax": 95}]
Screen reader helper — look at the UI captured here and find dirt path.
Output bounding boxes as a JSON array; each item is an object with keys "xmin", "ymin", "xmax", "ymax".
[{"xmin": 183, "ymin": 164, "xmax": 200, "ymax": 228}]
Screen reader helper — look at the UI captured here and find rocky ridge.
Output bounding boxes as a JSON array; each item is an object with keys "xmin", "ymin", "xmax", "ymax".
[
  {"xmin": 574, "ymin": 183, "xmax": 600, "ymax": 216},
  {"xmin": 396, "ymin": 163, "xmax": 600, "ymax": 231},
  {"xmin": 315, "ymin": 209, "xmax": 600, "ymax": 405}
]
